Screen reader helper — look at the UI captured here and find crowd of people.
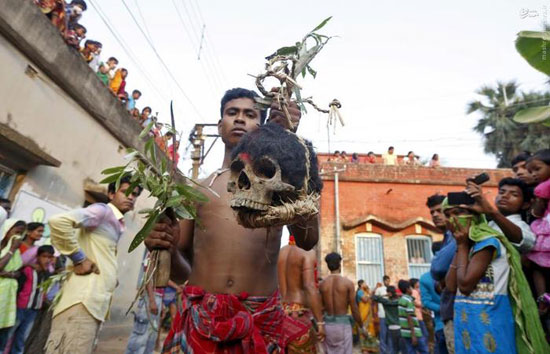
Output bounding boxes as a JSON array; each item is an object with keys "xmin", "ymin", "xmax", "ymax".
[
  {"xmin": 1, "ymin": 85, "xmax": 550, "ymax": 354},
  {"xmin": 328, "ymin": 148, "xmax": 441, "ymax": 167},
  {"xmin": 32, "ymin": 0, "xmax": 181, "ymax": 162}
]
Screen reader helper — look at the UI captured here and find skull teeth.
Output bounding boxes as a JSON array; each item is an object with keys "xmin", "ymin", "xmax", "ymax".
[{"xmin": 231, "ymin": 199, "xmax": 269, "ymax": 211}]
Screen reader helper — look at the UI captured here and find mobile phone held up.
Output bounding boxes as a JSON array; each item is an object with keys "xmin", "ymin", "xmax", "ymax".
[{"xmin": 447, "ymin": 172, "xmax": 490, "ymax": 206}]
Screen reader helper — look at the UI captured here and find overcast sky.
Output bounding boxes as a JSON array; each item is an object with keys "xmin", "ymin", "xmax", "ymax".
[{"xmin": 82, "ymin": 0, "xmax": 549, "ymax": 176}]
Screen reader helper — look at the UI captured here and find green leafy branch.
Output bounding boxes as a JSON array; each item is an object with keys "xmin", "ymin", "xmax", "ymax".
[
  {"xmin": 252, "ymin": 16, "xmax": 334, "ymax": 128},
  {"xmin": 100, "ymin": 122, "xmax": 208, "ymax": 253}
]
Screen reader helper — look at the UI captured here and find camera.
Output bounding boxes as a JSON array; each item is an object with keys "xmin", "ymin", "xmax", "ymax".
[{"xmin": 447, "ymin": 172, "xmax": 490, "ymax": 205}]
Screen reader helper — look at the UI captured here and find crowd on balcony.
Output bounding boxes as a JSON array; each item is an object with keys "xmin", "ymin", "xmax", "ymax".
[
  {"xmin": 32, "ymin": 0, "xmax": 180, "ymax": 163},
  {"xmin": 327, "ymin": 147, "xmax": 441, "ymax": 167}
]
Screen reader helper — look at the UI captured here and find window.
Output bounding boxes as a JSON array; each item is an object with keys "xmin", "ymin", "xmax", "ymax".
[
  {"xmin": 406, "ymin": 235, "xmax": 432, "ymax": 279},
  {"xmin": 0, "ymin": 165, "xmax": 16, "ymax": 198},
  {"xmin": 355, "ymin": 233, "xmax": 384, "ymax": 288}
]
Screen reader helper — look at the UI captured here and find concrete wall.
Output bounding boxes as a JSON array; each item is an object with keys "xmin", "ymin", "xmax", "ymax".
[{"xmin": 0, "ymin": 1, "xmax": 154, "ymax": 327}]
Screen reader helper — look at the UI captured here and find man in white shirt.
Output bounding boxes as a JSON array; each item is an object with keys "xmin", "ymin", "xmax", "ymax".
[
  {"xmin": 0, "ymin": 198, "xmax": 11, "ymax": 231},
  {"xmin": 382, "ymin": 146, "xmax": 398, "ymax": 166},
  {"xmin": 375, "ymin": 275, "xmax": 391, "ymax": 353},
  {"xmin": 464, "ymin": 177, "xmax": 535, "ymax": 253}
]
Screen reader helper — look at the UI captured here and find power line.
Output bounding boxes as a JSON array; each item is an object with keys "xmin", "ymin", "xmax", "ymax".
[
  {"xmin": 121, "ymin": 0, "xmax": 205, "ymax": 121},
  {"xmin": 87, "ymin": 0, "xmax": 170, "ymax": 104}
]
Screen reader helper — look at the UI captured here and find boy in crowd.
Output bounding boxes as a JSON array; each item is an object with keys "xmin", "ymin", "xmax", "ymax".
[
  {"xmin": 65, "ymin": 23, "xmax": 86, "ymax": 50},
  {"xmin": 127, "ymin": 89, "xmax": 142, "ymax": 111},
  {"xmin": 398, "ymin": 280, "xmax": 429, "ymax": 354},
  {"xmin": 374, "ymin": 285, "xmax": 402, "ymax": 354},
  {"xmin": 97, "ymin": 57, "xmax": 119, "ymax": 86},
  {"xmin": 45, "ymin": 175, "xmax": 142, "ymax": 354},
  {"xmin": 320, "ymin": 252, "xmax": 362, "ymax": 353},
  {"xmin": 9, "ymin": 245, "xmax": 55, "ymax": 354},
  {"xmin": 511, "ymin": 151, "xmax": 534, "ymax": 186}
]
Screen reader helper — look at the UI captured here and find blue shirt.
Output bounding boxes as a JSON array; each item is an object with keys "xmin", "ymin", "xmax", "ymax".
[
  {"xmin": 420, "ymin": 272, "xmax": 443, "ymax": 331},
  {"xmin": 430, "ymin": 230, "xmax": 456, "ymax": 281},
  {"xmin": 127, "ymin": 97, "xmax": 136, "ymax": 111}
]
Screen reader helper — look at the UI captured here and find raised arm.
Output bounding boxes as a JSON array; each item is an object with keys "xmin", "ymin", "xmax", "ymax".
[{"xmin": 288, "ymin": 214, "xmax": 319, "ymax": 251}]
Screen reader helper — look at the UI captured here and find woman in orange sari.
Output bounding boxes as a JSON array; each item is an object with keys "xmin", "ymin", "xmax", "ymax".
[{"xmin": 356, "ymin": 281, "xmax": 379, "ymax": 353}]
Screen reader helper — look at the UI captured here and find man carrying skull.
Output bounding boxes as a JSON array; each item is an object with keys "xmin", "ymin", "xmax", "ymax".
[{"xmin": 145, "ymin": 88, "xmax": 321, "ymax": 353}]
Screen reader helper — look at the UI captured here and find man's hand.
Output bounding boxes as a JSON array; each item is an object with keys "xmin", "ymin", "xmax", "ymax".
[
  {"xmin": 462, "ymin": 181, "xmax": 496, "ymax": 215},
  {"xmin": 448, "ymin": 216, "xmax": 471, "ymax": 246},
  {"xmin": 9, "ymin": 237, "xmax": 22, "ymax": 252},
  {"xmin": 316, "ymin": 324, "xmax": 326, "ymax": 342},
  {"xmin": 149, "ymin": 297, "xmax": 159, "ymax": 315},
  {"xmin": 73, "ymin": 258, "xmax": 100, "ymax": 275},
  {"xmin": 267, "ymin": 88, "xmax": 302, "ymax": 131},
  {"xmin": 144, "ymin": 215, "xmax": 178, "ymax": 251},
  {"xmin": 412, "ymin": 335, "xmax": 418, "ymax": 346}
]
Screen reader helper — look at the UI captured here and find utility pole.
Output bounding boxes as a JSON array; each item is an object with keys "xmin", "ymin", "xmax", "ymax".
[
  {"xmin": 188, "ymin": 123, "xmax": 219, "ymax": 179},
  {"xmin": 320, "ymin": 166, "xmax": 347, "ymax": 255}
]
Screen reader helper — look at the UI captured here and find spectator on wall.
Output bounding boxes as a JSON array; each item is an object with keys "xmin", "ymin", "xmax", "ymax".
[
  {"xmin": 383, "ymin": 146, "xmax": 398, "ymax": 165},
  {"xmin": 96, "ymin": 57, "xmax": 118, "ymax": 86},
  {"xmin": 127, "ymin": 90, "xmax": 142, "ymax": 111},
  {"xmin": 64, "ymin": 23, "xmax": 86, "ymax": 50},
  {"xmin": 429, "ymin": 154, "xmax": 440, "ymax": 168},
  {"xmin": 366, "ymin": 151, "xmax": 376, "ymax": 164}
]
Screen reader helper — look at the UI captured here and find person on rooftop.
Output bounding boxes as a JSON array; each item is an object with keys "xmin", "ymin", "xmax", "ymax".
[{"xmin": 382, "ymin": 146, "xmax": 398, "ymax": 165}]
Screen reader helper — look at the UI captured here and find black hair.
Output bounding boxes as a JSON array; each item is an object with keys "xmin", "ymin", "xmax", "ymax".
[
  {"xmin": 38, "ymin": 245, "xmax": 55, "ymax": 256},
  {"xmin": 387, "ymin": 285, "xmax": 396, "ymax": 296},
  {"xmin": 341, "ymin": 151, "xmax": 347, "ymax": 155},
  {"xmin": 408, "ymin": 151, "xmax": 413, "ymax": 155},
  {"xmin": 95, "ymin": 41, "xmax": 103, "ymax": 48},
  {"xmin": 27, "ymin": 222, "xmax": 44, "ymax": 232},
  {"xmin": 367, "ymin": 151, "xmax": 374, "ymax": 155},
  {"xmin": 409, "ymin": 278, "xmax": 419, "ymax": 288},
  {"xmin": 357, "ymin": 279, "xmax": 364, "ymax": 288},
  {"xmin": 498, "ymin": 177, "xmax": 533, "ymax": 202},
  {"xmin": 426, "ymin": 194, "xmax": 445, "ymax": 208},
  {"xmin": 432, "ymin": 241, "xmax": 443, "ymax": 255},
  {"xmin": 334, "ymin": 150, "xmax": 340, "ymax": 154},
  {"xmin": 142, "ymin": 106, "xmax": 152, "ymax": 113},
  {"xmin": 511, "ymin": 151, "xmax": 532, "ymax": 166},
  {"xmin": 73, "ymin": 23, "xmax": 86, "ymax": 33},
  {"xmin": 388, "ymin": 146, "xmax": 394, "ymax": 150},
  {"xmin": 398, "ymin": 279, "xmax": 410, "ymax": 294},
  {"xmin": 107, "ymin": 175, "xmax": 143, "ymax": 195},
  {"xmin": 383, "ymin": 275, "xmax": 390, "ymax": 281},
  {"xmin": 528, "ymin": 149, "xmax": 550, "ymax": 166},
  {"xmin": 220, "ymin": 88, "xmax": 267, "ymax": 124},
  {"xmin": 108, "ymin": 57, "xmax": 119, "ymax": 64},
  {"xmin": 13, "ymin": 220, "xmax": 26, "ymax": 228},
  {"xmin": 325, "ymin": 252, "xmax": 342, "ymax": 271},
  {"xmin": 231, "ymin": 123, "xmax": 322, "ymax": 195},
  {"xmin": 121, "ymin": 68, "xmax": 128, "ymax": 74},
  {"xmin": 0, "ymin": 198, "xmax": 10, "ymax": 204},
  {"xmin": 71, "ymin": 0, "xmax": 87, "ymax": 11},
  {"xmin": 352, "ymin": 153, "xmax": 358, "ymax": 157},
  {"xmin": 432, "ymin": 154, "xmax": 438, "ymax": 159},
  {"xmin": 132, "ymin": 89, "xmax": 142, "ymax": 96}
]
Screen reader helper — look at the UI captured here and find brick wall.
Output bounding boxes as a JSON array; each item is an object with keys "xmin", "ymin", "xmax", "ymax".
[{"xmin": 317, "ymin": 161, "xmax": 512, "ymax": 285}]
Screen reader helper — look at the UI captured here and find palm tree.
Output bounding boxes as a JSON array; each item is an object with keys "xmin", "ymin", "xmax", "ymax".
[{"xmin": 467, "ymin": 81, "xmax": 550, "ymax": 167}]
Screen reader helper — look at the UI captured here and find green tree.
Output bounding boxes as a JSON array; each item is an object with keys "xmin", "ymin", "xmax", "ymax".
[{"xmin": 467, "ymin": 81, "xmax": 550, "ymax": 167}]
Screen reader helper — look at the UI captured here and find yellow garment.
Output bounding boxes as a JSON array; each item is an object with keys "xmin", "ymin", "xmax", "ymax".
[
  {"xmin": 49, "ymin": 203, "xmax": 123, "ymax": 322},
  {"xmin": 109, "ymin": 69, "xmax": 123, "ymax": 93},
  {"xmin": 382, "ymin": 153, "xmax": 397, "ymax": 165}
]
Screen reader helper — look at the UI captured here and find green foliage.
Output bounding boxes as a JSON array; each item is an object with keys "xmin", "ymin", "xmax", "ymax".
[
  {"xmin": 515, "ymin": 31, "xmax": 550, "ymax": 75},
  {"xmin": 467, "ymin": 81, "xmax": 550, "ymax": 167},
  {"xmin": 513, "ymin": 106, "xmax": 550, "ymax": 125},
  {"xmin": 101, "ymin": 124, "xmax": 208, "ymax": 252}
]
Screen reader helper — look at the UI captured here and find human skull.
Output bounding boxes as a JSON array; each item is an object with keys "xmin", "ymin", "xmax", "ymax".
[
  {"xmin": 226, "ymin": 123, "xmax": 323, "ymax": 228},
  {"xmin": 227, "ymin": 153, "xmax": 295, "ymax": 211}
]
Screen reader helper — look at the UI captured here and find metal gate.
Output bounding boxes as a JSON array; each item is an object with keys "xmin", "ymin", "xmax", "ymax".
[{"xmin": 355, "ymin": 233, "xmax": 384, "ymax": 288}]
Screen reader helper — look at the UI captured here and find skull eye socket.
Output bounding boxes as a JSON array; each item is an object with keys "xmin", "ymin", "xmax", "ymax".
[
  {"xmin": 254, "ymin": 157, "xmax": 277, "ymax": 179},
  {"xmin": 230, "ymin": 159, "xmax": 244, "ymax": 173}
]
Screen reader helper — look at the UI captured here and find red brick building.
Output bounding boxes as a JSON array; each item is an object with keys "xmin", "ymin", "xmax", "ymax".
[{"xmin": 317, "ymin": 153, "xmax": 512, "ymax": 287}]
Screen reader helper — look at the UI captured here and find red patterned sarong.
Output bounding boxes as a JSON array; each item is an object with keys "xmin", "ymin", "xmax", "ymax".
[
  {"xmin": 283, "ymin": 303, "xmax": 317, "ymax": 353},
  {"xmin": 162, "ymin": 285, "xmax": 308, "ymax": 354}
]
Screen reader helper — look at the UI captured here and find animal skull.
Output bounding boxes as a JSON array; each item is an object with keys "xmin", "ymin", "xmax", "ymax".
[{"xmin": 227, "ymin": 153, "xmax": 295, "ymax": 212}]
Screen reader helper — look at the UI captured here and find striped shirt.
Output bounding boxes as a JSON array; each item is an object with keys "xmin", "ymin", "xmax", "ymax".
[{"xmin": 398, "ymin": 294, "xmax": 422, "ymax": 338}]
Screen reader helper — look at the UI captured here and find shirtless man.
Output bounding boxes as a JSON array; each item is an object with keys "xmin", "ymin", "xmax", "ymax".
[
  {"xmin": 319, "ymin": 252, "xmax": 362, "ymax": 354},
  {"xmin": 278, "ymin": 235, "xmax": 325, "ymax": 352},
  {"xmin": 144, "ymin": 88, "xmax": 319, "ymax": 353}
]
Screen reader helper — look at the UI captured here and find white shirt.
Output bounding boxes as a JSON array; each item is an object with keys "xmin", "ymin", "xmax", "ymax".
[
  {"xmin": 0, "ymin": 206, "xmax": 6, "ymax": 231},
  {"xmin": 488, "ymin": 213, "xmax": 535, "ymax": 253},
  {"xmin": 374, "ymin": 286, "xmax": 387, "ymax": 318}
]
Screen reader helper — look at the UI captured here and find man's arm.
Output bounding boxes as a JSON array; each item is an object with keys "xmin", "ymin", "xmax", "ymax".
[
  {"xmin": 348, "ymin": 281, "xmax": 362, "ymax": 326},
  {"xmin": 144, "ymin": 216, "xmax": 193, "ymax": 284},
  {"xmin": 430, "ymin": 239, "xmax": 456, "ymax": 281},
  {"xmin": 288, "ymin": 215, "xmax": 319, "ymax": 251},
  {"xmin": 48, "ymin": 204, "xmax": 107, "ymax": 275},
  {"xmin": 407, "ymin": 312, "xmax": 418, "ymax": 346},
  {"xmin": 302, "ymin": 252, "xmax": 325, "ymax": 341},
  {"xmin": 455, "ymin": 242, "xmax": 494, "ymax": 296},
  {"xmin": 419, "ymin": 276, "xmax": 440, "ymax": 314}
]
